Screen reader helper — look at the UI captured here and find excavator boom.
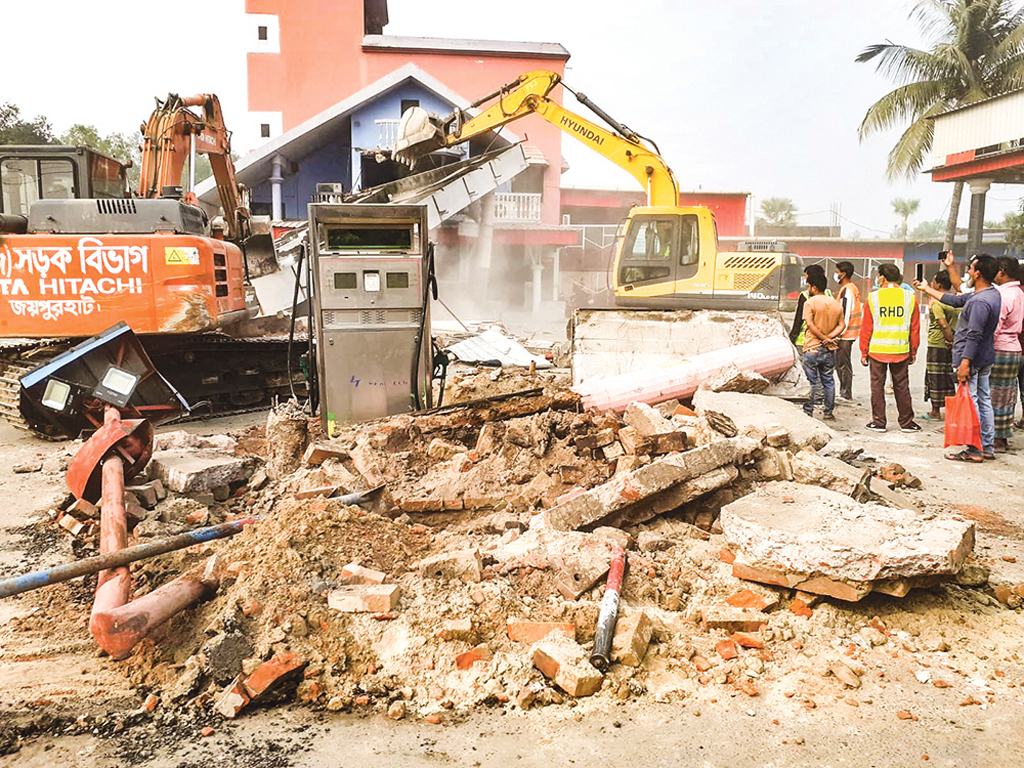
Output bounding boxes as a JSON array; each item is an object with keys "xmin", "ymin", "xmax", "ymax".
[{"xmin": 395, "ymin": 70, "xmax": 679, "ymax": 207}]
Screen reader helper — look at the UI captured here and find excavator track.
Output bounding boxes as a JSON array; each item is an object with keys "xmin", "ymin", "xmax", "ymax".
[{"xmin": 0, "ymin": 333, "xmax": 309, "ymax": 438}]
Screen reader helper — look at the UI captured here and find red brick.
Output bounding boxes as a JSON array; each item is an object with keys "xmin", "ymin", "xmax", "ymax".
[
  {"xmin": 716, "ymin": 639, "xmax": 738, "ymax": 660},
  {"xmin": 327, "ymin": 584, "xmax": 400, "ymax": 613},
  {"xmin": 731, "ymin": 632, "xmax": 764, "ymax": 649},
  {"xmin": 506, "ymin": 621, "xmax": 575, "ymax": 644},
  {"xmin": 339, "ymin": 562, "xmax": 386, "ymax": 585},
  {"xmin": 455, "ymin": 644, "xmax": 493, "ymax": 671},
  {"xmin": 533, "ymin": 642, "xmax": 603, "ymax": 697},
  {"xmin": 201, "ymin": 726, "xmax": 215, "ymax": 737},
  {"xmin": 142, "ymin": 694, "xmax": 159, "ymax": 712},
  {"xmin": 650, "ymin": 432, "xmax": 687, "ymax": 454},
  {"xmin": 719, "ymin": 548, "xmax": 736, "ymax": 564},
  {"xmin": 574, "ymin": 428, "xmax": 616, "ymax": 452},
  {"xmin": 790, "ymin": 599, "xmax": 813, "ymax": 618},
  {"xmin": 693, "ymin": 655, "xmax": 712, "ymax": 672},
  {"xmin": 443, "ymin": 498, "xmax": 464, "ymax": 510},
  {"xmin": 725, "ymin": 589, "xmax": 777, "ymax": 612},
  {"xmin": 243, "ymin": 652, "xmax": 307, "ymax": 699},
  {"xmin": 399, "ymin": 497, "xmax": 444, "ymax": 512},
  {"xmin": 213, "ymin": 675, "xmax": 250, "ymax": 719},
  {"xmin": 673, "ymin": 405, "xmax": 697, "ymax": 418},
  {"xmin": 424, "ymin": 714, "xmax": 441, "ymax": 724}
]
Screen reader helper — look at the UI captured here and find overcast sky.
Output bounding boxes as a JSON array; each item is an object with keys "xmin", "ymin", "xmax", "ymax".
[{"xmin": 6, "ymin": 0, "xmax": 1020, "ymax": 237}]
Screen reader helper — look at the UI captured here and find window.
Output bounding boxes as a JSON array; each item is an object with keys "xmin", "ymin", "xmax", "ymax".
[
  {"xmin": 617, "ymin": 218, "xmax": 673, "ymax": 284},
  {"xmin": 400, "ymin": 99, "xmax": 420, "ymax": 116},
  {"xmin": 257, "ymin": 25, "xmax": 268, "ymax": 40},
  {"xmin": 1, "ymin": 157, "xmax": 75, "ymax": 215},
  {"xmin": 260, "ymin": 123, "xmax": 271, "ymax": 138},
  {"xmin": 678, "ymin": 215, "xmax": 699, "ymax": 266},
  {"xmin": 90, "ymin": 153, "xmax": 126, "ymax": 199}
]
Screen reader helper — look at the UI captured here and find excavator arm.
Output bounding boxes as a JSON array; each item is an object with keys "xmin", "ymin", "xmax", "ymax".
[
  {"xmin": 395, "ymin": 71, "xmax": 680, "ymax": 207},
  {"xmin": 137, "ymin": 94, "xmax": 251, "ymax": 243}
]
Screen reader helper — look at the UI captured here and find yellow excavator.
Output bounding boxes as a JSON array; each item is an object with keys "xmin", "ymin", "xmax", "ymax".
[{"xmin": 395, "ymin": 70, "xmax": 800, "ymax": 311}]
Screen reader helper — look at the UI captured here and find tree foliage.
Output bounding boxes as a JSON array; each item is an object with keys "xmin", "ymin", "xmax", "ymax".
[
  {"xmin": 891, "ymin": 197, "xmax": 921, "ymax": 238},
  {"xmin": 1005, "ymin": 203, "xmax": 1024, "ymax": 253},
  {"xmin": 858, "ymin": 0, "xmax": 1024, "ymax": 180},
  {"xmin": 758, "ymin": 197, "xmax": 798, "ymax": 228},
  {"xmin": 910, "ymin": 218, "xmax": 946, "ymax": 238},
  {"xmin": 0, "ymin": 103, "xmax": 55, "ymax": 144}
]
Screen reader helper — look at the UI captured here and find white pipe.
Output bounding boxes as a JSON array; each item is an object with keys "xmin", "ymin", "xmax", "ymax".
[{"xmin": 573, "ymin": 335, "xmax": 796, "ymax": 412}]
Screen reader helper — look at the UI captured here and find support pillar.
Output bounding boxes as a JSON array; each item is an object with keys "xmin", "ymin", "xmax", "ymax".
[
  {"xmin": 531, "ymin": 248, "xmax": 543, "ymax": 314},
  {"xmin": 475, "ymin": 193, "xmax": 495, "ymax": 304},
  {"xmin": 552, "ymin": 248, "xmax": 560, "ymax": 302},
  {"xmin": 270, "ymin": 155, "xmax": 285, "ymax": 220},
  {"xmin": 967, "ymin": 178, "xmax": 992, "ymax": 258}
]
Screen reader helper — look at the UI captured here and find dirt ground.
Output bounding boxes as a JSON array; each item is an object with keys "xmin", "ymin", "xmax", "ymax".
[{"xmin": 2, "ymin": 355, "xmax": 1024, "ymax": 768}]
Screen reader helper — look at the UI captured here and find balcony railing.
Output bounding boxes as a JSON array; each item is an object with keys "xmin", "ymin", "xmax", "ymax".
[
  {"xmin": 375, "ymin": 119, "xmax": 400, "ymax": 150},
  {"xmin": 493, "ymin": 192, "xmax": 542, "ymax": 222}
]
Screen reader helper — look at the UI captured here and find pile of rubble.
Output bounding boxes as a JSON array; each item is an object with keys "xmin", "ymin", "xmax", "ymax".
[{"xmin": 4, "ymin": 379, "xmax": 1002, "ymax": 729}]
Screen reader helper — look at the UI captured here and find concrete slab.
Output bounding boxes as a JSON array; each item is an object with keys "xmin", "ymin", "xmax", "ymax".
[
  {"xmin": 719, "ymin": 482, "xmax": 975, "ymax": 599},
  {"xmin": 149, "ymin": 450, "xmax": 256, "ymax": 494},
  {"xmin": 692, "ymin": 390, "xmax": 835, "ymax": 451},
  {"xmin": 546, "ymin": 437, "xmax": 758, "ymax": 531}
]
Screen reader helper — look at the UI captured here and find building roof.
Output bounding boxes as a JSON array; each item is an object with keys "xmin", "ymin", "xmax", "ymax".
[
  {"xmin": 196, "ymin": 63, "xmax": 531, "ymax": 207},
  {"xmin": 362, "ymin": 35, "xmax": 569, "ymax": 59}
]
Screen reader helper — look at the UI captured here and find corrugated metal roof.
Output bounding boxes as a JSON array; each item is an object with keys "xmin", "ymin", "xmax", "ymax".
[{"xmin": 363, "ymin": 35, "xmax": 569, "ymax": 59}]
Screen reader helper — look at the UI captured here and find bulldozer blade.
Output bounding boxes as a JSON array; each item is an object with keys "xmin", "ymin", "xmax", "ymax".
[{"xmin": 393, "ymin": 107, "xmax": 446, "ymax": 167}]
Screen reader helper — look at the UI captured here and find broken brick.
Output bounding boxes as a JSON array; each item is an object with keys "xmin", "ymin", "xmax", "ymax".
[
  {"xmin": 730, "ymin": 632, "xmax": 764, "ymax": 649},
  {"xmin": 302, "ymin": 443, "xmax": 347, "ymax": 467},
  {"xmin": 213, "ymin": 675, "xmax": 250, "ymax": 719},
  {"xmin": 616, "ymin": 427, "xmax": 650, "ymax": 456},
  {"xmin": 649, "ymin": 432, "xmax": 687, "ymax": 454},
  {"xmin": 340, "ymin": 562, "xmax": 386, "ymax": 585},
  {"xmin": 693, "ymin": 655, "xmax": 712, "ymax": 672},
  {"xmin": 611, "ymin": 611, "xmax": 652, "ymax": 667},
  {"xmin": 327, "ymin": 584, "xmax": 401, "ymax": 613},
  {"xmin": 126, "ymin": 483, "xmax": 159, "ymax": 509},
  {"xmin": 455, "ymin": 644, "xmax": 493, "ymax": 670},
  {"xmin": 439, "ymin": 618, "xmax": 477, "ymax": 643},
  {"xmin": 574, "ymin": 428, "xmax": 616, "ymax": 452},
  {"xmin": 623, "ymin": 402, "xmax": 675, "ymax": 437},
  {"xmin": 790, "ymin": 599, "xmax": 813, "ymax": 618},
  {"xmin": 243, "ymin": 651, "xmax": 307, "ymax": 699},
  {"xmin": 506, "ymin": 621, "xmax": 575, "ymax": 644},
  {"xmin": 725, "ymin": 589, "xmax": 777, "ymax": 612},
  {"xmin": 532, "ymin": 641, "xmax": 603, "ymax": 697},
  {"xmin": 701, "ymin": 605, "xmax": 767, "ymax": 633},
  {"xmin": 419, "ymin": 549, "xmax": 483, "ymax": 583},
  {"xmin": 716, "ymin": 639, "xmax": 738, "ymax": 660}
]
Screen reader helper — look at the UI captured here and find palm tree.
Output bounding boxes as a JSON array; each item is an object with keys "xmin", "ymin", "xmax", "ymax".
[
  {"xmin": 857, "ymin": 0, "xmax": 1024, "ymax": 250},
  {"xmin": 892, "ymin": 197, "xmax": 921, "ymax": 238},
  {"xmin": 759, "ymin": 197, "xmax": 797, "ymax": 228}
]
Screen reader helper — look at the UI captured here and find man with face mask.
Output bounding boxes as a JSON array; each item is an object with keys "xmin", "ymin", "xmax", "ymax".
[{"xmin": 916, "ymin": 254, "xmax": 1002, "ymax": 461}]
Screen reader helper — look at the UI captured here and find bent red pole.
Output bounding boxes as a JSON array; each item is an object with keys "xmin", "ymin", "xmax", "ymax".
[{"xmin": 589, "ymin": 545, "xmax": 628, "ymax": 672}]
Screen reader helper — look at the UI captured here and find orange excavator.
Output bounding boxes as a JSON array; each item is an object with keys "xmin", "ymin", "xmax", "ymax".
[{"xmin": 0, "ymin": 94, "xmax": 302, "ymax": 435}]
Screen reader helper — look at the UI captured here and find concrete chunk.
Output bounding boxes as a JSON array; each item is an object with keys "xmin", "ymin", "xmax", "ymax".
[
  {"xmin": 213, "ymin": 674, "xmax": 250, "ymax": 719},
  {"xmin": 547, "ymin": 437, "xmax": 756, "ymax": 531},
  {"xmin": 623, "ymin": 402, "xmax": 676, "ymax": 436},
  {"xmin": 692, "ymin": 390, "xmax": 834, "ymax": 451},
  {"xmin": 611, "ymin": 611, "xmax": 652, "ymax": 667},
  {"xmin": 302, "ymin": 443, "xmax": 348, "ymax": 467},
  {"xmin": 419, "ymin": 549, "xmax": 483, "ymax": 583},
  {"xmin": 720, "ymin": 482, "xmax": 975, "ymax": 600},
  {"xmin": 149, "ymin": 450, "xmax": 255, "ymax": 494}
]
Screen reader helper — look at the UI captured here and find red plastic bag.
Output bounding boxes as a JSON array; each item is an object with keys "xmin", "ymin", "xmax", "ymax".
[{"xmin": 944, "ymin": 382, "xmax": 982, "ymax": 451}]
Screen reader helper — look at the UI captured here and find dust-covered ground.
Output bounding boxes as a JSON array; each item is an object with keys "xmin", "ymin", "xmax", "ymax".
[{"xmin": 2, "ymin": 356, "xmax": 1024, "ymax": 768}]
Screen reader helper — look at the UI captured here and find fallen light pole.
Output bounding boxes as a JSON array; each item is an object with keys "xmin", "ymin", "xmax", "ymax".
[
  {"xmin": 589, "ymin": 545, "xmax": 628, "ymax": 672},
  {"xmin": 0, "ymin": 519, "xmax": 256, "ymax": 600},
  {"xmin": 572, "ymin": 335, "xmax": 796, "ymax": 413},
  {"xmin": 17, "ymin": 323, "xmax": 221, "ymax": 659}
]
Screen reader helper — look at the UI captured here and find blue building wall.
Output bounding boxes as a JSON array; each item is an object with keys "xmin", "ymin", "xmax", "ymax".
[
  {"xmin": 249, "ymin": 84, "xmax": 461, "ymax": 217},
  {"xmin": 350, "ymin": 84, "xmax": 461, "ymax": 191}
]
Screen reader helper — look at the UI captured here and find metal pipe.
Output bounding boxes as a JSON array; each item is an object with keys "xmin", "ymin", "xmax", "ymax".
[
  {"xmin": 589, "ymin": 546, "xmax": 627, "ymax": 672},
  {"xmin": 0, "ymin": 213, "xmax": 28, "ymax": 234},
  {"xmin": 0, "ymin": 519, "xmax": 257, "ymax": 599}
]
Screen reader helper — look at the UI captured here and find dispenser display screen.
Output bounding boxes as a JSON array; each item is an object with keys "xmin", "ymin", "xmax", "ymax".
[
  {"xmin": 325, "ymin": 225, "xmax": 413, "ymax": 251},
  {"xmin": 386, "ymin": 272, "xmax": 410, "ymax": 289},
  {"xmin": 334, "ymin": 272, "xmax": 357, "ymax": 290}
]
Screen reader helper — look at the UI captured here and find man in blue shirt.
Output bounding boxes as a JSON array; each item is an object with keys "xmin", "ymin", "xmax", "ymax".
[{"xmin": 917, "ymin": 254, "xmax": 1001, "ymax": 461}]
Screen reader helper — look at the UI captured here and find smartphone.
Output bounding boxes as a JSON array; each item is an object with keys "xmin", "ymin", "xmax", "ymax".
[
  {"xmin": 936, "ymin": 250, "xmax": 946, "ymax": 260},
  {"xmin": 915, "ymin": 262, "xmax": 925, "ymax": 283}
]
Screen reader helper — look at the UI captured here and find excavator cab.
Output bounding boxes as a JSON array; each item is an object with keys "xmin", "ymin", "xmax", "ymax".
[{"xmin": 0, "ymin": 145, "xmax": 129, "ymax": 217}]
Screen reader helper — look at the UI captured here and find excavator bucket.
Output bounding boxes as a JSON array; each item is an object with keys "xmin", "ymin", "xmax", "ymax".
[{"xmin": 393, "ymin": 107, "xmax": 447, "ymax": 167}]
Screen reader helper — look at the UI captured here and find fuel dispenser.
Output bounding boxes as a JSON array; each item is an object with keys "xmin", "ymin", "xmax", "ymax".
[{"xmin": 308, "ymin": 203, "xmax": 434, "ymax": 434}]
